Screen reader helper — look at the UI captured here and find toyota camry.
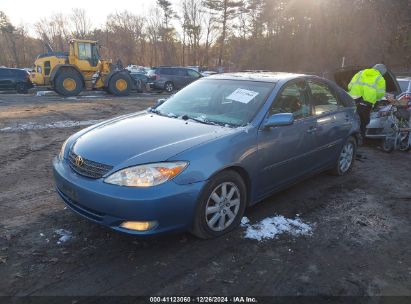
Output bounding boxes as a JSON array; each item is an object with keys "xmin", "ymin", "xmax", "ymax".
[{"xmin": 53, "ymin": 72, "xmax": 360, "ymax": 238}]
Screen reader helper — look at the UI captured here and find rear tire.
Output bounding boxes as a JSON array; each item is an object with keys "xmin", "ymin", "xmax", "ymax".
[
  {"xmin": 191, "ymin": 170, "xmax": 247, "ymax": 239},
  {"xmin": 108, "ymin": 73, "xmax": 131, "ymax": 96},
  {"xmin": 164, "ymin": 81, "xmax": 174, "ymax": 93},
  {"xmin": 16, "ymin": 83, "xmax": 28, "ymax": 94},
  {"xmin": 381, "ymin": 137, "xmax": 395, "ymax": 153},
  {"xmin": 398, "ymin": 132, "xmax": 410, "ymax": 152},
  {"xmin": 135, "ymin": 79, "xmax": 145, "ymax": 93},
  {"xmin": 331, "ymin": 136, "xmax": 356, "ymax": 176},
  {"xmin": 54, "ymin": 71, "xmax": 83, "ymax": 97}
]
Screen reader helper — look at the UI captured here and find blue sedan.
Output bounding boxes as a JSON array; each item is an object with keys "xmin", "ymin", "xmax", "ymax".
[{"xmin": 53, "ymin": 72, "xmax": 360, "ymax": 238}]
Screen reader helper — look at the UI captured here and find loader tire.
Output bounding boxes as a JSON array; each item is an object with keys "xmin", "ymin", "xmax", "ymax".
[
  {"xmin": 108, "ymin": 73, "xmax": 131, "ymax": 96},
  {"xmin": 54, "ymin": 71, "xmax": 83, "ymax": 97}
]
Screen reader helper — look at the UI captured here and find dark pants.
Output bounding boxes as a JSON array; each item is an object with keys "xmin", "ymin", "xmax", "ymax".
[{"xmin": 356, "ymin": 98, "xmax": 373, "ymax": 138}]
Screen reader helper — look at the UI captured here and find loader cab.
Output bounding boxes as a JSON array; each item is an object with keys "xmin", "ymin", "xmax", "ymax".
[{"xmin": 70, "ymin": 40, "xmax": 101, "ymax": 71}]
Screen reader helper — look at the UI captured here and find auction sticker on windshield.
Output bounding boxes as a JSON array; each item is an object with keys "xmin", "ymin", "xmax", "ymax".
[{"xmin": 226, "ymin": 88, "xmax": 259, "ymax": 104}]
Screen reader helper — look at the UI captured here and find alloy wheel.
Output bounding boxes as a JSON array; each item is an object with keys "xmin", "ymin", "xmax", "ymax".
[
  {"xmin": 205, "ymin": 182, "xmax": 241, "ymax": 232},
  {"xmin": 339, "ymin": 142, "xmax": 354, "ymax": 173},
  {"xmin": 165, "ymin": 83, "xmax": 174, "ymax": 93}
]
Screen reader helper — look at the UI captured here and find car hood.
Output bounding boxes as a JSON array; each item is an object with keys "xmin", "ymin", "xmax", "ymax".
[
  {"xmin": 334, "ymin": 66, "xmax": 401, "ymax": 95},
  {"xmin": 72, "ymin": 112, "xmax": 235, "ymax": 167}
]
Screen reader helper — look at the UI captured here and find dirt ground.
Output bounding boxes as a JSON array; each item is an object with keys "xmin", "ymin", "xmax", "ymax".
[{"xmin": 0, "ymin": 92, "xmax": 410, "ymax": 298}]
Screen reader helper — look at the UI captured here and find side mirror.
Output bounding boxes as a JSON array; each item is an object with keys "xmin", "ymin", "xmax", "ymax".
[
  {"xmin": 157, "ymin": 98, "xmax": 167, "ymax": 106},
  {"xmin": 264, "ymin": 113, "xmax": 294, "ymax": 129}
]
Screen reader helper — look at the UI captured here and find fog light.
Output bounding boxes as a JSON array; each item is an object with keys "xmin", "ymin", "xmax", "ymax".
[{"xmin": 120, "ymin": 221, "xmax": 157, "ymax": 231}]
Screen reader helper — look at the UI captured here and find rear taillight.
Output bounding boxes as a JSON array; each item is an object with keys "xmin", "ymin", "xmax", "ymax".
[
  {"xmin": 399, "ymin": 94, "xmax": 411, "ymax": 101},
  {"xmin": 399, "ymin": 94, "xmax": 411, "ymax": 109}
]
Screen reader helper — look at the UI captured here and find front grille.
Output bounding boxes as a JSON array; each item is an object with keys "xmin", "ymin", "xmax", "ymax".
[
  {"xmin": 57, "ymin": 187, "xmax": 104, "ymax": 222},
  {"xmin": 68, "ymin": 150, "xmax": 113, "ymax": 179}
]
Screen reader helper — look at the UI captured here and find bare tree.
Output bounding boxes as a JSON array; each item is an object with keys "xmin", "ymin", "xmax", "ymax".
[
  {"xmin": 202, "ymin": 0, "xmax": 243, "ymax": 66},
  {"xmin": 0, "ymin": 11, "xmax": 19, "ymax": 66},
  {"xmin": 181, "ymin": 0, "xmax": 204, "ymax": 65},
  {"xmin": 105, "ymin": 11, "xmax": 146, "ymax": 65},
  {"xmin": 71, "ymin": 8, "xmax": 93, "ymax": 39},
  {"xmin": 34, "ymin": 13, "xmax": 70, "ymax": 51}
]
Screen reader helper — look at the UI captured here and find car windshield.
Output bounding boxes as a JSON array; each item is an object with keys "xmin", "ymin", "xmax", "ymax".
[
  {"xmin": 398, "ymin": 79, "xmax": 411, "ymax": 92},
  {"xmin": 156, "ymin": 79, "xmax": 276, "ymax": 126}
]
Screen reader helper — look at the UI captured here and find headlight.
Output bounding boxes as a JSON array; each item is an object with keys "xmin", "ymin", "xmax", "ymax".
[
  {"xmin": 104, "ymin": 162, "xmax": 188, "ymax": 187},
  {"xmin": 59, "ymin": 139, "xmax": 69, "ymax": 160}
]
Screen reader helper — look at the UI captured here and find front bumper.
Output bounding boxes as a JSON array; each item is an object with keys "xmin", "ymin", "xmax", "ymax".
[{"xmin": 53, "ymin": 157, "xmax": 205, "ymax": 236}]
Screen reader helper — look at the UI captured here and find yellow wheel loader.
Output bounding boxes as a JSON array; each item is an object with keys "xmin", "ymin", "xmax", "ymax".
[{"xmin": 30, "ymin": 39, "xmax": 132, "ymax": 97}]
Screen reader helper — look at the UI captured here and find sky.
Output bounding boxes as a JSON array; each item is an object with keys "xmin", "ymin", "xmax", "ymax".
[{"xmin": 1, "ymin": 0, "xmax": 180, "ymax": 35}]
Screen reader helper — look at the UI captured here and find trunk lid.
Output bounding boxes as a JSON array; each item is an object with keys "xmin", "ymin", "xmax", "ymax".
[{"xmin": 334, "ymin": 66, "xmax": 402, "ymax": 96}]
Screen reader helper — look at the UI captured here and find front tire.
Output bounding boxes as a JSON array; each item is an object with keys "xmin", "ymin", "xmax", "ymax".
[
  {"xmin": 191, "ymin": 170, "xmax": 247, "ymax": 239},
  {"xmin": 108, "ymin": 73, "xmax": 131, "ymax": 96},
  {"xmin": 331, "ymin": 136, "xmax": 356, "ymax": 176}
]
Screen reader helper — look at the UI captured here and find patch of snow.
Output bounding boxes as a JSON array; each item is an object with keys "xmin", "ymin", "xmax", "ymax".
[
  {"xmin": 242, "ymin": 215, "xmax": 313, "ymax": 241},
  {"xmin": 36, "ymin": 91, "xmax": 55, "ymax": 96},
  {"xmin": 240, "ymin": 216, "xmax": 250, "ymax": 227},
  {"xmin": 194, "ymin": 115, "xmax": 207, "ymax": 122},
  {"xmin": 0, "ymin": 119, "xmax": 104, "ymax": 132},
  {"xmin": 55, "ymin": 229, "xmax": 73, "ymax": 244},
  {"xmin": 236, "ymin": 123, "xmax": 253, "ymax": 133}
]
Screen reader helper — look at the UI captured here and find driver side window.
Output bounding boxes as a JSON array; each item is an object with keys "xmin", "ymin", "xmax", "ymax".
[
  {"xmin": 270, "ymin": 81, "xmax": 311, "ymax": 120},
  {"xmin": 78, "ymin": 43, "xmax": 92, "ymax": 60}
]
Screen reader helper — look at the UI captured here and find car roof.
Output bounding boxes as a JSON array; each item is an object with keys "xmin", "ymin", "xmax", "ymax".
[
  {"xmin": 156, "ymin": 66, "xmax": 193, "ymax": 69},
  {"xmin": 0, "ymin": 67, "xmax": 26, "ymax": 72},
  {"xmin": 206, "ymin": 72, "xmax": 308, "ymax": 83}
]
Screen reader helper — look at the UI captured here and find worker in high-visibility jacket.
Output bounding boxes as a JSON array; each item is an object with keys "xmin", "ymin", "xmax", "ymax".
[{"xmin": 348, "ymin": 64, "xmax": 387, "ymax": 139}]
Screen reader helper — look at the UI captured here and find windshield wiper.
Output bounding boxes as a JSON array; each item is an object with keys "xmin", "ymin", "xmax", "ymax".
[
  {"xmin": 181, "ymin": 114, "xmax": 238, "ymax": 127},
  {"xmin": 148, "ymin": 107, "xmax": 161, "ymax": 114},
  {"xmin": 181, "ymin": 114, "xmax": 215, "ymax": 125},
  {"xmin": 148, "ymin": 107, "xmax": 169, "ymax": 117}
]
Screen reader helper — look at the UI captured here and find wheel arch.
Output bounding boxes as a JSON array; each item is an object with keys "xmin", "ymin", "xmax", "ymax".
[
  {"xmin": 208, "ymin": 165, "xmax": 252, "ymax": 206},
  {"xmin": 50, "ymin": 64, "xmax": 84, "ymax": 85},
  {"xmin": 104, "ymin": 70, "xmax": 131, "ymax": 88},
  {"xmin": 350, "ymin": 131, "xmax": 361, "ymax": 145}
]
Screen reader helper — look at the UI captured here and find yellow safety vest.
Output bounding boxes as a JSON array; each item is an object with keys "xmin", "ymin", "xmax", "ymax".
[{"xmin": 348, "ymin": 68, "xmax": 386, "ymax": 105}]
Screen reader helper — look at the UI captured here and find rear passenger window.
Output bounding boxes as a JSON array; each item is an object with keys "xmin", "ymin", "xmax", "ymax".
[
  {"xmin": 163, "ymin": 68, "xmax": 177, "ymax": 75},
  {"xmin": 270, "ymin": 81, "xmax": 311, "ymax": 120},
  {"xmin": 308, "ymin": 81, "xmax": 339, "ymax": 115},
  {"xmin": 187, "ymin": 69, "xmax": 200, "ymax": 78},
  {"xmin": 177, "ymin": 69, "xmax": 188, "ymax": 76}
]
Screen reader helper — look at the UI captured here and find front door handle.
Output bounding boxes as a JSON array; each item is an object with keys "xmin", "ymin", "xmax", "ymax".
[{"xmin": 306, "ymin": 126, "xmax": 317, "ymax": 133}]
